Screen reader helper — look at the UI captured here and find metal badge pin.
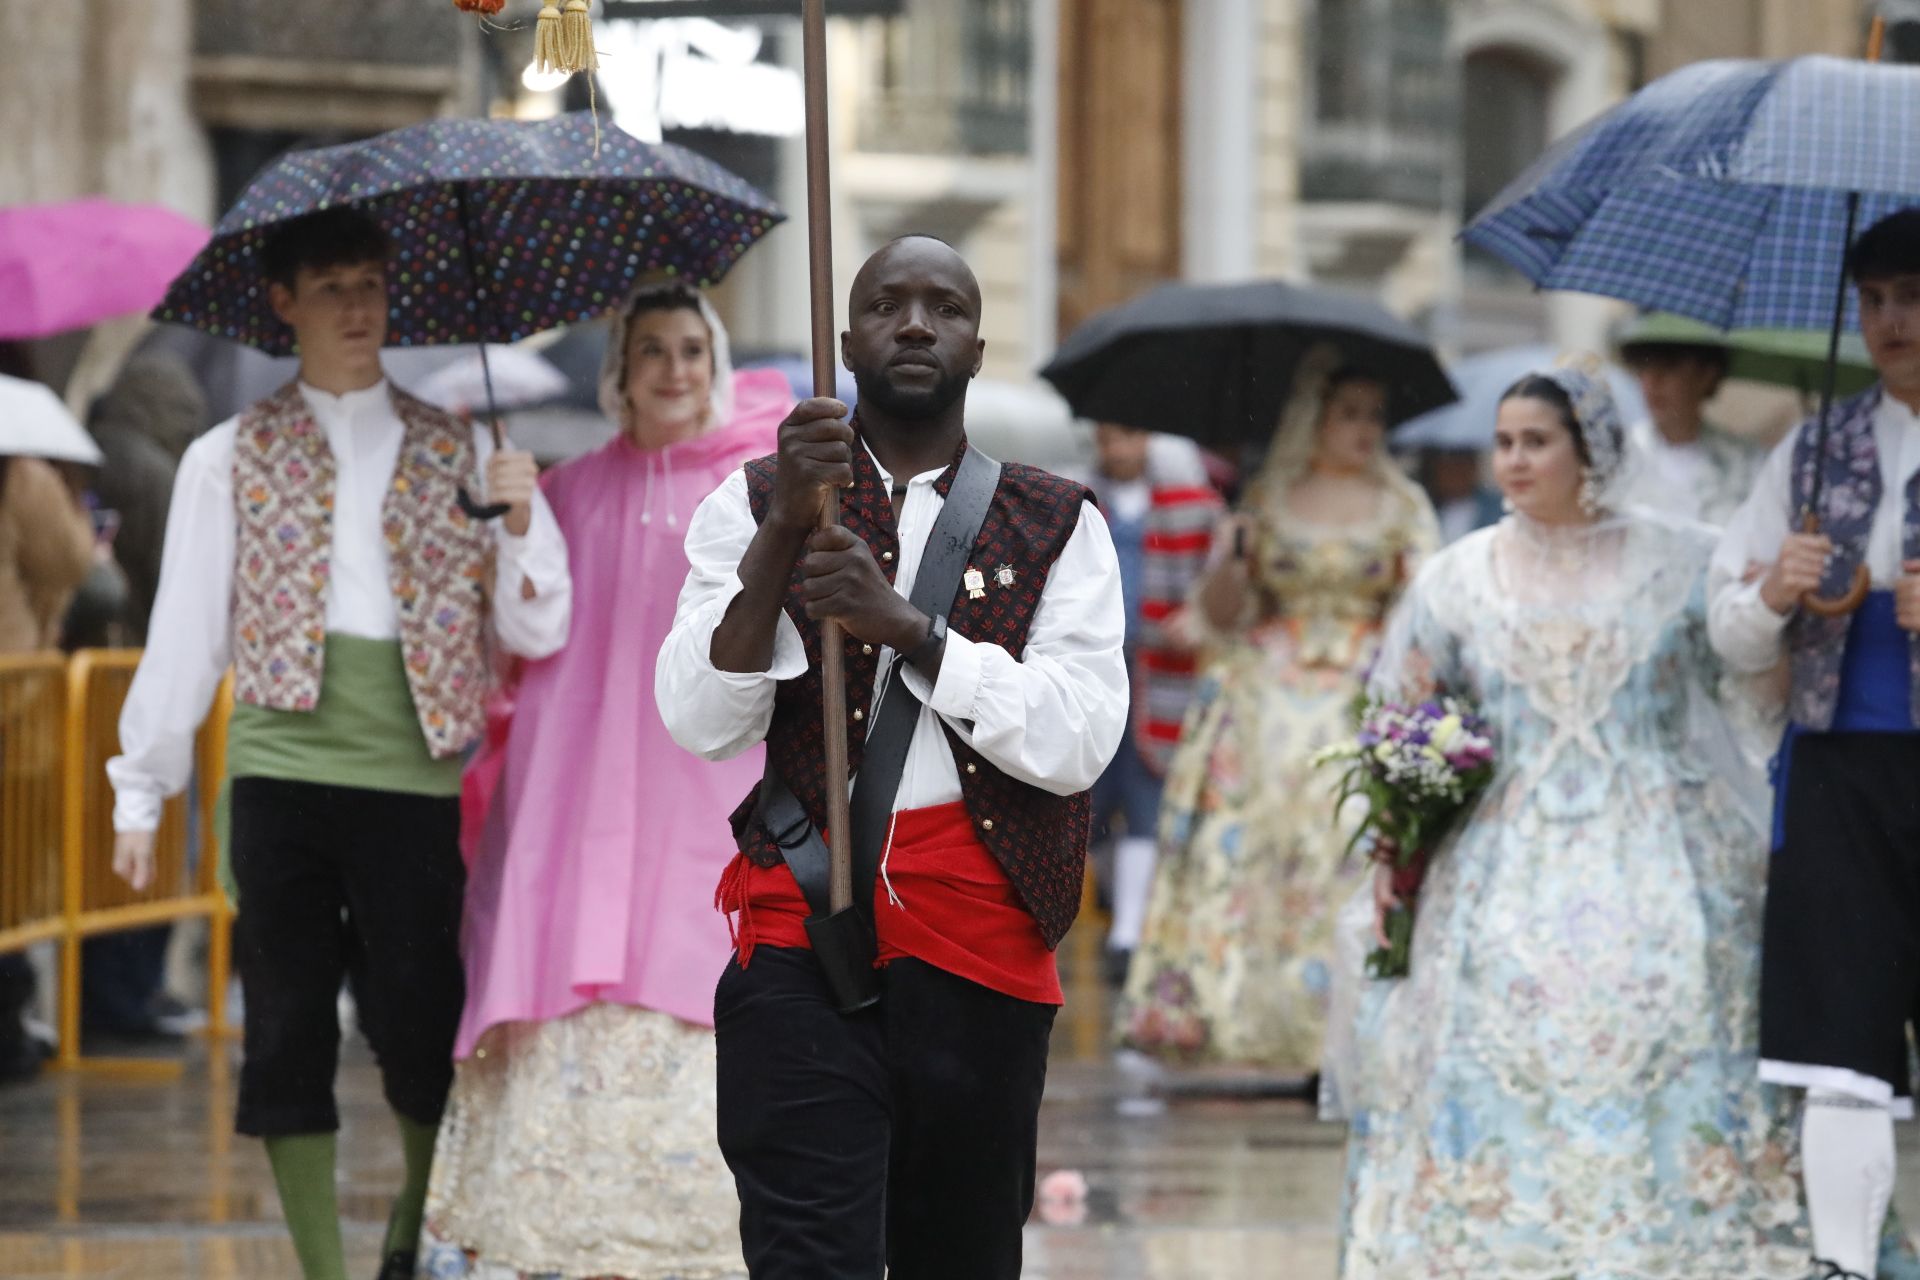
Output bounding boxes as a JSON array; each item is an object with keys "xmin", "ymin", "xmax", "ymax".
[
  {"xmin": 964, "ymin": 567, "xmax": 987, "ymax": 600},
  {"xmin": 995, "ymin": 564, "xmax": 1016, "ymax": 588}
]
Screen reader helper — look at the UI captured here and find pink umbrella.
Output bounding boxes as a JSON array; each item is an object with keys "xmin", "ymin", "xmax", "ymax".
[{"xmin": 0, "ymin": 198, "xmax": 208, "ymax": 340}]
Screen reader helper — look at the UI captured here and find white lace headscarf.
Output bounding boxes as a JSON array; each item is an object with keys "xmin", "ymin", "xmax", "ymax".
[
  {"xmin": 1530, "ymin": 358, "xmax": 1631, "ymax": 515},
  {"xmin": 596, "ymin": 279, "xmax": 736, "ymax": 432}
]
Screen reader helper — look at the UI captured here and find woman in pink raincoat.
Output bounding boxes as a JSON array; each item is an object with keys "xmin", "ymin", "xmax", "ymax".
[{"xmin": 421, "ymin": 283, "xmax": 788, "ymax": 1280}]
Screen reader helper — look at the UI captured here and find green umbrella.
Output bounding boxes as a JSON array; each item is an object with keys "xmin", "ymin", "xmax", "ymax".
[{"xmin": 1619, "ymin": 312, "xmax": 1878, "ymax": 398}]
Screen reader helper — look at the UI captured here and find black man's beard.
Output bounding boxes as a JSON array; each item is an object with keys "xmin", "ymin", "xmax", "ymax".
[{"xmin": 852, "ymin": 361, "xmax": 970, "ymax": 421}]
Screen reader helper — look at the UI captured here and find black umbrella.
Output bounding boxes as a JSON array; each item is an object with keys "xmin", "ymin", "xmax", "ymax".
[{"xmin": 1039, "ymin": 281, "xmax": 1456, "ymax": 450}]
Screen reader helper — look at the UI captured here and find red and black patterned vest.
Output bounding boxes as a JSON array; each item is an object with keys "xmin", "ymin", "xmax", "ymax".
[{"xmin": 730, "ymin": 437, "xmax": 1095, "ymax": 948}]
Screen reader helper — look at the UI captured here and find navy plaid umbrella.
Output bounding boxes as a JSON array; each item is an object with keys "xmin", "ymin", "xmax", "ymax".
[{"xmin": 1464, "ymin": 56, "xmax": 1920, "ymax": 331}]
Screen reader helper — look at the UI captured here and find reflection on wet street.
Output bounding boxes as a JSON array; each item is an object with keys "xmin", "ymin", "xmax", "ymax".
[{"xmin": 3, "ymin": 926, "xmax": 1918, "ymax": 1278}]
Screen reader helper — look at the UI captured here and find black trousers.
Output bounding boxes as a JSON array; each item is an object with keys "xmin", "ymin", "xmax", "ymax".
[
  {"xmin": 715, "ymin": 947, "xmax": 1056, "ymax": 1280},
  {"xmin": 230, "ymin": 776, "xmax": 465, "ymax": 1136},
  {"xmin": 1762, "ymin": 733, "xmax": 1920, "ymax": 1101}
]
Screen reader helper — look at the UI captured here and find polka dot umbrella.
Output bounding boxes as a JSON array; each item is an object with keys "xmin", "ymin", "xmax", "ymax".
[
  {"xmin": 152, "ymin": 111, "xmax": 784, "ymax": 357},
  {"xmin": 154, "ymin": 110, "xmax": 782, "ymax": 517}
]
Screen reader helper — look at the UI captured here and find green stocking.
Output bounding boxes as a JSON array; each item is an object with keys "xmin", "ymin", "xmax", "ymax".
[
  {"xmin": 264, "ymin": 1133, "xmax": 347, "ymax": 1280},
  {"xmin": 383, "ymin": 1112, "xmax": 439, "ymax": 1259}
]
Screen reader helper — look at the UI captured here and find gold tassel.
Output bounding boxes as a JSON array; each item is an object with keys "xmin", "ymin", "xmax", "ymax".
[
  {"xmin": 534, "ymin": 1, "xmax": 566, "ymax": 75},
  {"xmin": 535, "ymin": 0, "xmax": 597, "ymax": 77},
  {"xmin": 562, "ymin": 0, "xmax": 599, "ymax": 75}
]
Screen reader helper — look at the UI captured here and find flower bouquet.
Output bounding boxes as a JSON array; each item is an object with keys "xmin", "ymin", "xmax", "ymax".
[{"xmin": 1315, "ymin": 698, "xmax": 1495, "ymax": 978}]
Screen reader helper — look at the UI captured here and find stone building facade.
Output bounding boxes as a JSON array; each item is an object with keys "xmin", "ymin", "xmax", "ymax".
[{"xmin": 694, "ymin": 0, "xmax": 1881, "ymax": 384}]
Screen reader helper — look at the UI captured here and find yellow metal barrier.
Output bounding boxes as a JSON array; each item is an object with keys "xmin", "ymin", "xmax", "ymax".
[
  {"xmin": 50, "ymin": 650, "xmax": 233, "ymax": 1073},
  {"xmin": 0, "ymin": 653, "xmax": 69, "ymax": 956}
]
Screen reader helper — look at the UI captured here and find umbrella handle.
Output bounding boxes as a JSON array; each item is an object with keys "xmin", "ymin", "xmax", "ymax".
[
  {"xmin": 1800, "ymin": 512, "xmax": 1870, "ymax": 618},
  {"xmin": 457, "ymin": 487, "xmax": 513, "ymax": 522}
]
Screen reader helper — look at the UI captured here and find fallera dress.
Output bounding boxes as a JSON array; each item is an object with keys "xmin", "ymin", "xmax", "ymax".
[
  {"xmin": 1119, "ymin": 480, "xmax": 1436, "ymax": 1072},
  {"xmin": 1336, "ymin": 513, "xmax": 1920, "ymax": 1280}
]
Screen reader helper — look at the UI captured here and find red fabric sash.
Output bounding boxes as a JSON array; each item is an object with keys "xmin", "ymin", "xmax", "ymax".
[{"xmin": 715, "ymin": 801, "xmax": 1062, "ymax": 1005}]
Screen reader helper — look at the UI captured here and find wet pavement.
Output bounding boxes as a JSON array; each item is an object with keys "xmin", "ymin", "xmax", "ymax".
[{"xmin": 2, "ymin": 926, "xmax": 1918, "ymax": 1278}]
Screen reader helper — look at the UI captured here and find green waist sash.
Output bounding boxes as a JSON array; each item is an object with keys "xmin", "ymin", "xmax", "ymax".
[{"xmin": 216, "ymin": 633, "xmax": 464, "ymax": 901}]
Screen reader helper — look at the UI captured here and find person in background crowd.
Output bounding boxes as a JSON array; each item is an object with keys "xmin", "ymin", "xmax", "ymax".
[
  {"xmin": 74, "ymin": 355, "xmax": 212, "ymax": 1046},
  {"xmin": 1120, "ymin": 349, "xmax": 1437, "ymax": 1085},
  {"xmin": 1080, "ymin": 422, "xmax": 1219, "ymax": 985},
  {"xmin": 1620, "ymin": 332, "xmax": 1763, "ymax": 527},
  {"xmin": 0, "ymin": 448, "xmax": 96, "ymax": 1081},
  {"xmin": 1418, "ymin": 446, "xmax": 1503, "ymax": 545},
  {"xmin": 87, "ymin": 355, "xmax": 208, "ymax": 640}
]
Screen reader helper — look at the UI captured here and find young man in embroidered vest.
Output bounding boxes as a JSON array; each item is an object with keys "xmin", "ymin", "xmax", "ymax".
[
  {"xmin": 1709, "ymin": 206, "xmax": 1920, "ymax": 1280},
  {"xmin": 1078, "ymin": 423, "xmax": 1218, "ymax": 985},
  {"xmin": 658, "ymin": 236, "xmax": 1126, "ymax": 1279},
  {"xmin": 106, "ymin": 207, "xmax": 572, "ymax": 1280}
]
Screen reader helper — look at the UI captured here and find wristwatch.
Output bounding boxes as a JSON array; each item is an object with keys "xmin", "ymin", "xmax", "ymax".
[{"xmin": 907, "ymin": 613, "xmax": 948, "ymax": 669}]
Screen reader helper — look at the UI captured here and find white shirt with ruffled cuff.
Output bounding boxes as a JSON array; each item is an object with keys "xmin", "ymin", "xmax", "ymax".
[{"xmin": 1709, "ymin": 393, "xmax": 1920, "ymax": 675}]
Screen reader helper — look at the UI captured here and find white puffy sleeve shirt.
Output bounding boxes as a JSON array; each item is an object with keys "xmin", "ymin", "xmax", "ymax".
[
  {"xmin": 108, "ymin": 380, "xmax": 572, "ymax": 833},
  {"xmin": 655, "ymin": 454, "xmax": 1129, "ymax": 810},
  {"xmin": 1709, "ymin": 394, "xmax": 1920, "ymax": 674}
]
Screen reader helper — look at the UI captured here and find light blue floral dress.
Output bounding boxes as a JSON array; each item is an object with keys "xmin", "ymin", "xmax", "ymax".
[{"xmin": 1337, "ymin": 514, "xmax": 1919, "ymax": 1280}]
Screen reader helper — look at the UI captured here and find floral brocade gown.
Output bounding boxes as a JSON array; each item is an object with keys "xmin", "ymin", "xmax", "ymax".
[
  {"xmin": 1119, "ymin": 492, "xmax": 1435, "ymax": 1072},
  {"xmin": 1337, "ymin": 515, "xmax": 1920, "ymax": 1280}
]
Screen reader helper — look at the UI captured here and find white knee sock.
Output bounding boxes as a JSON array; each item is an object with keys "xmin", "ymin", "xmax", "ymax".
[
  {"xmin": 1107, "ymin": 836, "xmax": 1158, "ymax": 951},
  {"xmin": 1803, "ymin": 1088, "xmax": 1896, "ymax": 1278}
]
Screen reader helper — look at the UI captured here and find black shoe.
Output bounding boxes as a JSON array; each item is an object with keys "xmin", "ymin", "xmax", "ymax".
[
  {"xmin": 375, "ymin": 1249, "xmax": 415, "ymax": 1280},
  {"xmin": 1814, "ymin": 1259, "xmax": 1870, "ymax": 1280},
  {"xmin": 1103, "ymin": 947, "xmax": 1133, "ymax": 988}
]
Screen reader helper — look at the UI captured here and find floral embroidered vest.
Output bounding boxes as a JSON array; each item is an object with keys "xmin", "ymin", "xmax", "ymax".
[
  {"xmin": 1785, "ymin": 386, "xmax": 1920, "ymax": 730},
  {"xmin": 730, "ymin": 439, "xmax": 1095, "ymax": 949},
  {"xmin": 231, "ymin": 382, "xmax": 493, "ymax": 759}
]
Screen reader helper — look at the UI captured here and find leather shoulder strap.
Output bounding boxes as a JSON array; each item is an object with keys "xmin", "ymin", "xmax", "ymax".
[
  {"xmin": 843, "ymin": 445, "xmax": 1001, "ymax": 915},
  {"xmin": 748, "ymin": 445, "xmax": 1003, "ymax": 920}
]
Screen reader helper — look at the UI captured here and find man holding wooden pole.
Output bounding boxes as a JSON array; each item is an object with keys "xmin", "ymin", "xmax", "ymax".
[{"xmin": 657, "ymin": 230, "xmax": 1126, "ymax": 1276}]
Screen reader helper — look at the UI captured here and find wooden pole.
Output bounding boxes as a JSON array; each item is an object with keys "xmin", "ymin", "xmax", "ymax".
[{"xmin": 802, "ymin": 0, "xmax": 855, "ymax": 914}]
